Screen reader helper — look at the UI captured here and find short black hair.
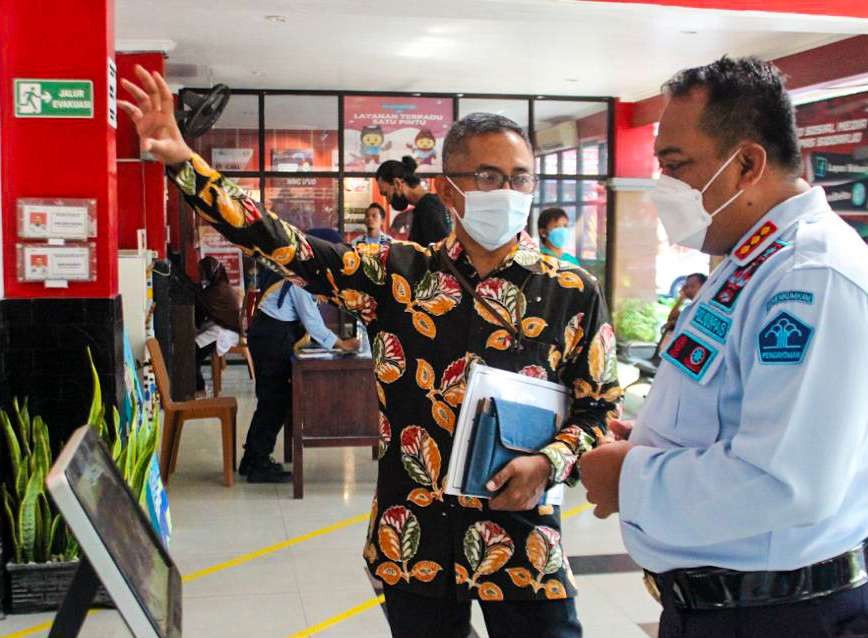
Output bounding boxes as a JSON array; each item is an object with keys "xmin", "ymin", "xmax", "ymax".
[
  {"xmin": 537, "ymin": 207, "xmax": 568, "ymax": 234},
  {"xmin": 686, "ymin": 273, "xmax": 708, "ymax": 285},
  {"xmin": 366, "ymin": 202, "xmax": 385, "ymax": 218},
  {"xmin": 375, "ymin": 156, "xmax": 421, "ymax": 187},
  {"xmin": 443, "ymin": 112, "xmax": 531, "ymax": 171},
  {"xmin": 663, "ymin": 56, "xmax": 802, "ymax": 175}
]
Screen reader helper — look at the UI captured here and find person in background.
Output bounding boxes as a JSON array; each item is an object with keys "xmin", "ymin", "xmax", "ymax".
[
  {"xmin": 376, "ymin": 155, "xmax": 451, "ymax": 246},
  {"xmin": 193, "ymin": 256, "xmax": 241, "ymax": 392},
  {"xmin": 353, "ymin": 203, "xmax": 392, "ymax": 246},
  {"xmin": 581, "ymin": 56, "xmax": 868, "ymax": 637},
  {"xmin": 239, "ymin": 267, "xmax": 360, "ymax": 483},
  {"xmin": 654, "ymin": 272, "xmax": 707, "ymax": 360},
  {"xmin": 120, "ymin": 66, "xmax": 621, "ymax": 635},
  {"xmin": 537, "ymin": 207, "xmax": 581, "ymax": 266}
]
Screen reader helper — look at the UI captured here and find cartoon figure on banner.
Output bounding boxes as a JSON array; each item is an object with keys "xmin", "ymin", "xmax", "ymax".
[
  {"xmin": 408, "ymin": 128, "xmax": 437, "ymax": 165},
  {"xmin": 358, "ymin": 125, "xmax": 391, "ymax": 164}
]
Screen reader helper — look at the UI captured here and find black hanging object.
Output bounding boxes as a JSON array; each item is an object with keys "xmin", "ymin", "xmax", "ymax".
[{"xmin": 175, "ymin": 84, "xmax": 230, "ymax": 140}]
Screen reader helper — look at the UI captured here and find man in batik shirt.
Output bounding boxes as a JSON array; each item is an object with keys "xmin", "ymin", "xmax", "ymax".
[{"xmin": 120, "ymin": 67, "xmax": 621, "ymax": 638}]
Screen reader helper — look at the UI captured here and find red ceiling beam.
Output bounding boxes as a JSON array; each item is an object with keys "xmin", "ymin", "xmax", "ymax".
[
  {"xmin": 584, "ymin": 1, "xmax": 868, "ymax": 19},
  {"xmin": 629, "ymin": 35, "xmax": 868, "ymax": 127}
]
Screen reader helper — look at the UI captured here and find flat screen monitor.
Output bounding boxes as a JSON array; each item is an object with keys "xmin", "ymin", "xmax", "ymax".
[{"xmin": 46, "ymin": 425, "xmax": 182, "ymax": 637}]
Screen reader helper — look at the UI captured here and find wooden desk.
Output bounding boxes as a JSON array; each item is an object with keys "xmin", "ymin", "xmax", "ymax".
[{"xmin": 287, "ymin": 356, "xmax": 379, "ymax": 498}]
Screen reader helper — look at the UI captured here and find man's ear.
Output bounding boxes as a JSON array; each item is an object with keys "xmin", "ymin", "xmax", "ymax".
[
  {"xmin": 737, "ymin": 143, "xmax": 767, "ymax": 189},
  {"xmin": 435, "ymin": 176, "xmax": 454, "ymax": 208}
]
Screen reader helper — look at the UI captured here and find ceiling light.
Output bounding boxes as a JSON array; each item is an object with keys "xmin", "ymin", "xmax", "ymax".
[
  {"xmin": 681, "ymin": 30, "xmax": 698, "ymax": 35},
  {"xmin": 265, "ymin": 15, "xmax": 287, "ymax": 23},
  {"xmin": 564, "ymin": 78, "xmax": 578, "ymax": 83}
]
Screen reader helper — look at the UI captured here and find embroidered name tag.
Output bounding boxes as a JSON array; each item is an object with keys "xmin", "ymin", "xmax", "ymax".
[
  {"xmin": 711, "ymin": 240, "xmax": 789, "ymax": 314},
  {"xmin": 757, "ymin": 311, "xmax": 814, "ymax": 365},
  {"xmin": 690, "ymin": 304, "xmax": 731, "ymax": 345},
  {"xmin": 766, "ymin": 290, "xmax": 814, "ymax": 313},
  {"xmin": 663, "ymin": 332, "xmax": 719, "ymax": 382}
]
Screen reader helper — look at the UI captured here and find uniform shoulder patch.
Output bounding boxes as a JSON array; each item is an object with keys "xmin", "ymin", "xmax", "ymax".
[
  {"xmin": 757, "ymin": 311, "xmax": 813, "ymax": 365},
  {"xmin": 711, "ymin": 240, "xmax": 789, "ymax": 313},
  {"xmin": 766, "ymin": 290, "xmax": 814, "ymax": 313},
  {"xmin": 662, "ymin": 332, "xmax": 719, "ymax": 381},
  {"xmin": 690, "ymin": 304, "xmax": 731, "ymax": 344}
]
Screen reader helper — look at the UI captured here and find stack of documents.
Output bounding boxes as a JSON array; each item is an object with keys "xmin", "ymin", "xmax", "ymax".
[{"xmin": 445, "ymin": 363, "xmax": 570, "ymax": 506}]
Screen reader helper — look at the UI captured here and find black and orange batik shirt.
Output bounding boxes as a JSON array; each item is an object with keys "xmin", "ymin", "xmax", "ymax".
[{"xmin": 169, "ymin": 154, "xmax": 623, "ymax": 602}]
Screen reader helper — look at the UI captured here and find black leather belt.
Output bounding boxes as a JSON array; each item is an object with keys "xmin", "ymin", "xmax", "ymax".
[{"xmin": 644, "ymin": 539, "xmax": 868, "ymax": 610}]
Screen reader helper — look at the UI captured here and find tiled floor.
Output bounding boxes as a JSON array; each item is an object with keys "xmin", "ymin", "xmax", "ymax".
[{"xmin": 1, "ymin": 364, "xmax": 660, "ymax": 637}]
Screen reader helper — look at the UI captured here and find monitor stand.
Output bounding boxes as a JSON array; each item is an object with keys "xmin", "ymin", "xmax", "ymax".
[{"xmin": 49, "ymin": 557, "xmax": 101, "ymax": 637}]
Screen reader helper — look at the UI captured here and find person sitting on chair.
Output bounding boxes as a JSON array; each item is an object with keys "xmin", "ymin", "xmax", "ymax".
[{"xmin": 194, "ymin": 256, "xmax": 242, "ymax": 392}]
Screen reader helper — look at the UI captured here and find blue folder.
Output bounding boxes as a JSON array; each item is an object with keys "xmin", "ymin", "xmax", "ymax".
[{"xmin": 461, "ymin": 397, "xmax": 558, "ymax": 499}]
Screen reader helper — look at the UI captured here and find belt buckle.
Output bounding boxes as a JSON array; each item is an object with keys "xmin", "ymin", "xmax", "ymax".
[{"xmin": 643, "ymin": 572, "xmax": 662, "ymax": 603}]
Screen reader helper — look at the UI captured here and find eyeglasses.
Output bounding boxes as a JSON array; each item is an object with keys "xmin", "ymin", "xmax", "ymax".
[{"xmin": 447, "ymin": 169, "xmax": 538, "ymax": 194}]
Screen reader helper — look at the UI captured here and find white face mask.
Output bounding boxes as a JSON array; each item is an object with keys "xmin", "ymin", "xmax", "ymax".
[
  {"xmin": 447, "ymin": 177, "xmax": 533, "ymax": 251},
  {"xmin": 650, "ymin": 148, "xmax": 745, "ymax": 251}
]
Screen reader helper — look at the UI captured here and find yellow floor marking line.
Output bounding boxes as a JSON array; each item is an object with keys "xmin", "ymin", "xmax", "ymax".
[
  {"xmin": 287, "ymin": 594, "xmax": 387, "ymax": 638},
  {"xmin": 2, "ymin": 512, "xmax": 370, "ymax": 638},
  {"xmin": 182, "ymin": 512, "xmax": 369, "ymax": 582},
  {"xmin": 287, "ymin": 501, "xmax": 595, "ymax": 637}
]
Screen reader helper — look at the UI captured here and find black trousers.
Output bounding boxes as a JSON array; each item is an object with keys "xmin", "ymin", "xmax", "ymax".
[
  {"xmin": 659, "ymin": 582, "xmax": 868, "ymax": 638},
  {"xmin": 244, "ymin": 314, "xmax": 302, "ymax": 459},
  {"xmin": 383, "ymin": 586, "xmax": 582, "ymax": 638}
]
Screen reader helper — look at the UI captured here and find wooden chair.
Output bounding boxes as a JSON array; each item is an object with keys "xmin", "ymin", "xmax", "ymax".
[
  {"xmin": 211, "ymin": 289, "xmax": 259, "ymax": 397},
  {"xmin": 147, "ymin": 338, "xmax": 238, "ymax": 487},
  {"xmin": 211, "ymin": 290, "xmax": 256, "ymax": 397}
]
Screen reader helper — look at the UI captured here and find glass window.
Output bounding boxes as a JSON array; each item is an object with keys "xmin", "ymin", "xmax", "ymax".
[
  {"xmin": 542, "ymin": 180, "xmax": 559, "ymax": 204},
  {"xmin": 533, "ymin": 100, "xmax": 608, "ymax": 177},
  {"xmin": 343, "ymin": 96, "xmax": 453, "ymax": 173},
  {"xmin": 561, "ymin": 149, "xmax": 578, "ymax": 175},
  {"xmin": 577, "ymin": 182, "xmax": 608, "ymax": 284},
  {"xmin": 191, "ymin": 94, "xmax": 259, "ymax": 172},
  {"xmin": 264, "ymin": 177, "xmax": 338, "ymax": 232},
  {"xmin": 343, "ymin": 178, "xmax": 392, "ymax": 242},
  {"xmin": 265, "ymin": 96, "xmax": 339, "ymax": 172},
  {"xmin": 542, "ymin": 153, "xmax": 559, "ymax": 175}
]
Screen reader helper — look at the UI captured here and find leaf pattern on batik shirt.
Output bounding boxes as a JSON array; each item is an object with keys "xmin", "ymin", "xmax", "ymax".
[
  {"xmin": 377, "ymin": 412, "xmax": 392, "ymax": 460},
  {"xmin": 373, "ymin": 332, "xmax": 406, "ymax": 384},
  {"xmin": 506, "ymin": 526, "xmax": 567, "ymax": 599},
  {"xmin": 376, "ymin": 506, "xmax": 443, "ymax": 586},
  {"xmin": 456, "ymin": 521, "xmax": 515, "ymax": 601},
  {"xmin": 400, "ymin": 426, "xmax": 444, "ymax": 506}
]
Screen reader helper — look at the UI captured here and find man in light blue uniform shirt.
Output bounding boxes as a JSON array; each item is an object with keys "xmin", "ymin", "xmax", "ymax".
[
  {"xmin": 581, "ymin": 56, "xmax": 868, "ymax": 637},
  {"xmin": 239, "ymin": 270, "xmax": 358, "ymax": 482}
]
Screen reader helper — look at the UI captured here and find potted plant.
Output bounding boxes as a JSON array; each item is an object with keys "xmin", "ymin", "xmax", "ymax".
[{"xmin": 1, "ymin": 349, "xmax": 160, "ymax": 614}]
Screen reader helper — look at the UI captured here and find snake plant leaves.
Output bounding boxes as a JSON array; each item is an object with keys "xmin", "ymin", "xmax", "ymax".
[
  {"xmin": 18, "ymin": 467, "xmax": 43, "ymax": 563},
  {"xmin": 86, "ymin": 347, "xmax": 103, "ymax": 429},
  {"xmin": 1, "ymin": 410, "xmax": 22, "ymax": 490},
  {"xmin": 2, "ymin": 484, "xmax": 21, "ymax": 563},
  {"xmin": 13, "ymin": 397, "xmax": 32, "ymax": 458}
]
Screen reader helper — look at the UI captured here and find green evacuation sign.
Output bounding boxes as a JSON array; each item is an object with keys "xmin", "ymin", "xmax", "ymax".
[{"xmin": 14, "ymin": 79, "xmax": 94, "ymax": 118}]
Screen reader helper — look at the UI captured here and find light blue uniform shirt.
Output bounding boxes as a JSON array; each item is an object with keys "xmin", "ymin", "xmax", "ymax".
[
  {"xmin": 257, "ymin": 282, "xmax": 339, "ymax": 350},
  {"xmin": 620, "ymin": 187, "xmax": 868, "ymax": 574}
]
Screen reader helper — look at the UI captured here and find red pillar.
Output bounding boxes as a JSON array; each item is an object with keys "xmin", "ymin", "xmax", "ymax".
[
  {"xmin": 0, "ymin": 0, "xmax": 125, "ymax": 439},
  {"xmin": 117, "ymin": 52, "xmax": 168, "ymax": 259},
  {"xmin": 1, "ymin": 0, "xmax": 118, "ymax": 299}
]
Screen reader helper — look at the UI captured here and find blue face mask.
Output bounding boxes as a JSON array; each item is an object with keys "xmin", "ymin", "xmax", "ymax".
[{"xmin": 546, "ymin": 226, "xmax": 571, "ymax": 250}]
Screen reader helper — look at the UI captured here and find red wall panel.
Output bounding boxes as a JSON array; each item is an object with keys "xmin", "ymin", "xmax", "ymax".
[{"xmin": 1, "ymin": 0, "xmax": 118, "ymax": 298}]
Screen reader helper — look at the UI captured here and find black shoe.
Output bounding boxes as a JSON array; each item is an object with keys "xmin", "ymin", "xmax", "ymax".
[
  {"xmin": 239, "ymin": 455, "xmax": 289, "ymax": 477},
  {"xmin": 246, "ymin": 458, "xmax": 292, "ymax": 484}
]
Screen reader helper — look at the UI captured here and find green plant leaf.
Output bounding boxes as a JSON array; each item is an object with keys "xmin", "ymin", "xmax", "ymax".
[
  {"xmin": 13, "ymin": 397, "xmax": 32, "ymax": 458},
  {"xmin": 18, "ymin": 467, "xmax": 43, "ymax": 563},
  {"xmin": 130, "ymin": 448, "xmax": 153, "ymax": 498},
  {"xmin": 2, "ymin": 484, "xmax": 21, "ymax": 563},
  {"xmin": 86, "ymin": 347, "xmax": 103, "ymax": 429},
  {"xmin": 15, "ymin": 463, "xmax": 28, "ymax": 502},
  {"xmin": 64, "ymin": 529, "xmax": 79, "ymax": 561},
  {"xmin": 1, "ymin": 409, "xmax": 22, "ymax": 491},
  {"xmin": 33, "ymin": 417, "xmax": 51, "ymax": 481},
  {"xmin": 49, "ymin": 514, "xmax": 62, "ymax": 557},
  {"xmin": 38, "ymin": 493, "xmax": 52, "ymax": 562}
]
